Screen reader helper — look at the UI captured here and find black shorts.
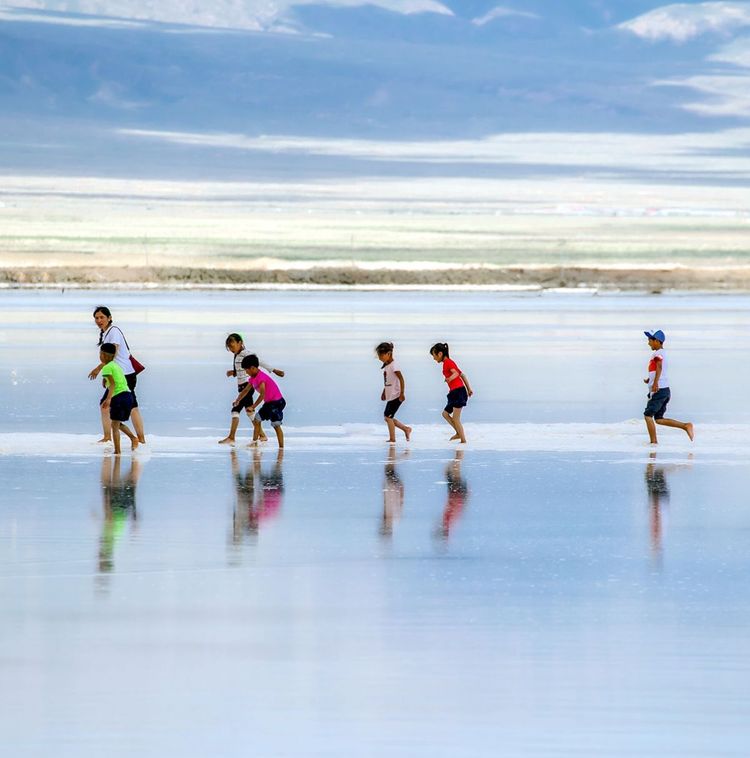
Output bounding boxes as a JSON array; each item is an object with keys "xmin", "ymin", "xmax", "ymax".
[
  {"xmin": 231, "ymin": 383, "xmax": 255, "ymax": 416},
  {"xmin": 258, "ymin": 398, "xmax": 286, "ymax": 426},
  {"xmin": 644, "ymin": 388, "xmax": 671, "ymax": 419},
  {"xmin": 444, "ymin": 387, "xmax": 468, "ymax": 414},
  {"xmin": 109, "ymin": 391, "xmax": 133, "ymax": 422},
  {"xmin": 100, "ymin": 372, "xmax": 139, "ymax": 409},
  {"xmin": 383, "ymin": 399, "xmax": 402, "ymax": 419}
]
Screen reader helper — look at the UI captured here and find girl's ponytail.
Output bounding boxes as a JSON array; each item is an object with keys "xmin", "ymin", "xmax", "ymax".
[{"xmin": 430, "ymin": 342, "xmax": 450, "ymax": 358}]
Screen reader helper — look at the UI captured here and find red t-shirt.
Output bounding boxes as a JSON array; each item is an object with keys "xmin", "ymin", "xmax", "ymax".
[{"xmin": 442, "ymin": 358, "xmax": 464, "ymax": 391}]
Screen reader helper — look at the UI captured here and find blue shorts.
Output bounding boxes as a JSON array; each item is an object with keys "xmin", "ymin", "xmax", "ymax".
[
  {"xmin": 109, "ymin": 391, "xmax": 133, "ymax": 422},
  {"xmin": 100, "ymin": 372, "xmax": 139, "ymax": 408},
  {"xmin": 258, "ymin": 398, "xmax": 286, "ymax": 427},
  {"xmin": 444, "ymin": 387, "xmax": 468, "ymax": 414},
  {"xmin": 644, "ymin": 388, "xmax": 671, "ymax": 419},
  {"xmin": 384, "ymin": 399, "xmax": 402, "ymax": 419}
]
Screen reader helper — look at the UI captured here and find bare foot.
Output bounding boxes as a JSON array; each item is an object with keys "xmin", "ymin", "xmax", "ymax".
[
  {"xmin": 388, "ymin": 439, "xmax": 396, "ymax": 444},
  {"xmin": 404, "ymin": 426, "xmax": 412, "ymax": 441},
  {"xmin": 218, "ymin": 437, "xmax": 236, "ymax": 445},
  {"xmin": 131, "ymin": 439, "xmax": 139, "ymax": 452},
  {"xmin": 686, "ymin": 423, "xmax": 695, "ymax": 441},
  {"xmin": 449, "ymin": 434, "xmax": 461, "ymax": 441},
  {"xmin": 247, "ymin": 440, "xmax": 259, "ymax": 447},
  {"xmin": 138, "ymin": 437, "xmax": 146, "ymax": 445},
  {"xmin": 96, "ymin": 437, "xmax": 112, "ymax": 444},
  {"xmin": 259, "ymin": 436, "xmax": 269, "ymax": 443}
]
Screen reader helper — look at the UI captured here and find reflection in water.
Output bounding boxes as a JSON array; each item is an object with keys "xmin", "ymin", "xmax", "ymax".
[
  {"xmin": 380, "ymin": 447, "xmax": 407, "ymax": 539},
  {"xmin": 98, "ymin": 455, "xmax": 141, "ymax": 577},
  {"xmin": 230, "ymin": 449, "xmax": 284, "ymax": 559},
  {"xmin": 437, "ymin": 449, "xmax": 469, "ymax": 542},
  {"xmin": 644, "ymin": 452, "xmax": 693, "ymax": 563}
]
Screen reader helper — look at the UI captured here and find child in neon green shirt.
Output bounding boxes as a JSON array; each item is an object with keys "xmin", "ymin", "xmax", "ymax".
[{"xmin": 100, "ymin": 343, "xmax": 139, "ymax": 455}]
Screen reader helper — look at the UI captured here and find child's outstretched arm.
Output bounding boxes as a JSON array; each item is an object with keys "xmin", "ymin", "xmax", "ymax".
[
  {"xmin": 101, "ymin": 376, "xmax": 114, "ymax": 408},
  {"xmin": 395, "ymin": 370, "xmax": 406, "ymax": 402},
  {"xmin": 460, "ymin": 372, "xmax": 474, "ymax": 397},
  {"xmin": 259, "ymin": 359, "xmax": 285, "ymax": 378},
  {"xmin": 249, "ymin": 382, "xmax": 266, "ymax": 412}
]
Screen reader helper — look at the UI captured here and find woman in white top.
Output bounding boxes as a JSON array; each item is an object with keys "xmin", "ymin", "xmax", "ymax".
[{"xmin": 88, "ymin": 306, "xmax": 147, "ymax": 445}]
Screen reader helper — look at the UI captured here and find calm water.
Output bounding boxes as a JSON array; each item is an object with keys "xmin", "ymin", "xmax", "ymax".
[
  {"xmin": 2, "ymin": 448, "xmax": 750, "ymax": 757},
  {"xmin": 1, "ymin": 290, "xmax": 750, "ymax": 756}
]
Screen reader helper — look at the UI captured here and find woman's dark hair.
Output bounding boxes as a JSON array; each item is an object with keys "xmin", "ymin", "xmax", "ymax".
[
  {"xmin": 375, "ymin": 342, "xmax": 394, "ymax": 356},
  {"xmin": 241, "ymin": 354, "xmax": 260, "ymax": 370},
  {"xmin": 95, "ymin": 306, "xmax": 113, "ymax": 345},
  {"xmin": 430, "ymin": 342, "xmax": 449, "ymax": 357},
  {"xmin": 225, "ymin": 333, "xmax": 243, "ymax": 347}
]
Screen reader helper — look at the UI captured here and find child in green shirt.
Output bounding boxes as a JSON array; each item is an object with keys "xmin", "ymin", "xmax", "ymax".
[{"xmin": 100, "ymin": 343, "xmax": 139, "ymax": 455}]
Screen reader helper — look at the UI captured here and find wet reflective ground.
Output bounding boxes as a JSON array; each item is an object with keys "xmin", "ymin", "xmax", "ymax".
[{"xmin": 2, "ymin": 448, "xmax": 749, "ymax": 757}]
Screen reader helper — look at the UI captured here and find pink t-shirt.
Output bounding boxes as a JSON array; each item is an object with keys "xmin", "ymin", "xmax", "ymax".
[{"xmin": 250, "ymin": 370, "xmax": 283, "ymax": 402}]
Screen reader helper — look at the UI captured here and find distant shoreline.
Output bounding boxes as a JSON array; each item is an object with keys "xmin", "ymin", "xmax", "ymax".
[{"xmin": 3, "ymin": 264, "xmax": 750, "ymax": 292}]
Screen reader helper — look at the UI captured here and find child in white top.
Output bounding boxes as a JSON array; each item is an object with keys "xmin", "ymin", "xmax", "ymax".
[
  {"xmin": 643, "ymin": 330, "xmax": 694, "ymax": 445},
  {"xmin": 375, "ymin": 342, "xmax": 411, "ymax": 444}
]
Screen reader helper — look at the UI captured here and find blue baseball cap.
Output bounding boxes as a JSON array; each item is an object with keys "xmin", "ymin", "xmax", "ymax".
[{"xmin": 644, "ymin": 329, "xmax": 666, "ymax": 343}]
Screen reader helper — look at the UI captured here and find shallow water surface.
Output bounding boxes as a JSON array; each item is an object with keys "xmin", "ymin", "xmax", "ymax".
[{"xmin": 1, "ymin": 448, "xmax": 749, "ymax": 757}]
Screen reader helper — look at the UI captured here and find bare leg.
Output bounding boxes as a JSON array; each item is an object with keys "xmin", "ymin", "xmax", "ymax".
[
  {"xmin": 645, "ymin": 416, "xmax": 658, "ymax": 444},
  {"xmin": 130, "ymin": 407, "xmax": 146, "ymax": 444},
  {"xmin": 219, "ymin": 416, "xmax": 240, "ymax": 444},
  {"xmin": 451, "ymin": 408, "xmax": 467, "ymax": 444},
  {"xmin": 112, "ymin": 420, "xmax": 122, "ymax": 455},
  {"xmin": 274, "ymin": 425, "xmax": 284, "ymax": 449},
  {"xmin": 250, "ymin": 419, "xmax": 262, "ymax": 445},
  {"xmin": 442, "ymin": 409, "xmax": 460, "ymax": 439},
  {"xmin": 250, "ymin": 409, "xmax": 268, "ymax": 441},
  {"xmin": 119, "ymin": 423, "xmax": 139, "ymax": 451},
  {"xmin": 393, "ymin": 418, "xmax": 411, "ymax": 441},
  {"xmin": 385, "ymin": 417, "xmax": 397, "ymax": 443},
  {"xmin": 656, "ymin": 418, "xmax": 694, "ymax": 441},
  {"xmin": 98, "ymin": 405, "xmax": 112, "ymax": 443}
]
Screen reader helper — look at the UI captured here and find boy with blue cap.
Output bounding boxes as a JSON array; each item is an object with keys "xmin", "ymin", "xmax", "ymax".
[{"xmin": 643, "ymin": 329, "xmax": 694, "ymax": 445}]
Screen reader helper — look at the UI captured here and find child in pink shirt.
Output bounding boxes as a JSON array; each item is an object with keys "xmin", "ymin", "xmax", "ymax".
[{"xmin": 234, "ymin": 354, "xmax": 286, "ymax": 448}]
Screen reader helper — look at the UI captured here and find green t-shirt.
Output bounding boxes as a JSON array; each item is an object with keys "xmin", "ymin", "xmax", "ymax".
[{"xmin": 101, "ymin": 361, "xmax": 129, "ymax": 397}]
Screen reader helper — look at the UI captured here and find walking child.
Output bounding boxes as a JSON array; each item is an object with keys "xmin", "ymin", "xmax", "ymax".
[
  {"xmin": 643, "ymin": 329, "xmax": 694, "ymax": 445},
  {"xmin": 430, "ymin": 342, "xmax": 473, "ymax": 444},
  {"xmin": 375, "ymin": 342, "xmax": 411, "ymax": 443},
  {"xmin": 235, "ymin": 354, "xmax": 287, "ymax": 449},
  {"xmin": 219, "ymin": 333, "xmax": 284, "ymax": 445},
  {"xmin": 99, "ymin": 343, "xmax": 139, "ymax": 455}
]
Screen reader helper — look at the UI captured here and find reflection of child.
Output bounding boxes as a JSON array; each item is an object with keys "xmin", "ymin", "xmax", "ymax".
[
  {"xmin": 219, "ymin": 333, "xmax": 284, "ymax": 446},
  {"xmin": 375, "ymin": 342, "xmax": 411, "ymax": 444},
  {"xmin": 430, "ymin": 342, "xmax": 473, "ymax": 444},
  {"xmin": 381, "ymin": 446, "xmax": 405, "ymax": 538},
  {"xmin": 439, "ymin": 450, "xmax": 468, "ymax": 539},
  {"xmin": 99, "ymin": 343, "xmax": 139, "ymax": 455},
  {"xmin": 642, "ymin": 330, "xmax": 694, "ymax": 445},
  {"xmin": 234, "ymin": 354, "xmax": 286, "ymax": 448}
]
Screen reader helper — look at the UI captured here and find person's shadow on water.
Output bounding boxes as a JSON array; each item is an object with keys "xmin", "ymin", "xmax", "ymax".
[
  {"xmin": 645, "ymin": 451, "xmax": 693, "ymax": 567},
  {"xmin": 97, "ymin": 455, "xmax": 141, "ymax": 589},
  {"xmin": 228, "ymin": 448, "xmax": 284, "ymax": 564},
  {"xmin": 380, "ymin": 446, "xmax": 408, "ymax": 541},
  {"xmin": 435, "ymin": 449, "xmax": 469, "ymax": 546}
]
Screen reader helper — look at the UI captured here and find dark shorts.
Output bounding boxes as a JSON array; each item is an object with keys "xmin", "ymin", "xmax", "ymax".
[
  {"xmin": 444, "ymin": 387, "xmax": 468, "ymax": 414},
  {"xmin": 644, "ymin": 388, "xmax": 671, "ymax": 419},
  {"xmin": 384, "ymin": 399, "xmax": 402, "ymax": 419},
  {"xmin": 258, "ymin": 398, "xmax": 286, "ymax": 427},
  {"xmin": 100, "ymin": 372, "xmax": 139, "ymax": 409},
  {"xmin": 109, "ymin": 391, "xmax": 133, "ymax": 422},
  {"xmin": 231, "ymin": 383, "xmax": 255, "ymax": 416}
]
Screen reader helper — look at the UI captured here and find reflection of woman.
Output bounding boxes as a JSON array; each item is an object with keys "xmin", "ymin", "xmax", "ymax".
[
  {"xmin": 88, "ymin": 306, "xmax": 146, "ymax": 445},
  {"xmin": 439, "ymin": 449, "xmax": 468, "ymax": 540},
  {"xmin": 98, "ymin": 456, "xmax": 140, "ymax": 574}
]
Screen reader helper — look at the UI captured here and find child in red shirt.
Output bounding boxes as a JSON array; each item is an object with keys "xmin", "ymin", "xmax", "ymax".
[{"xmin": 430, "ymin": 342, "xmax": 473, "ymax": 444}]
